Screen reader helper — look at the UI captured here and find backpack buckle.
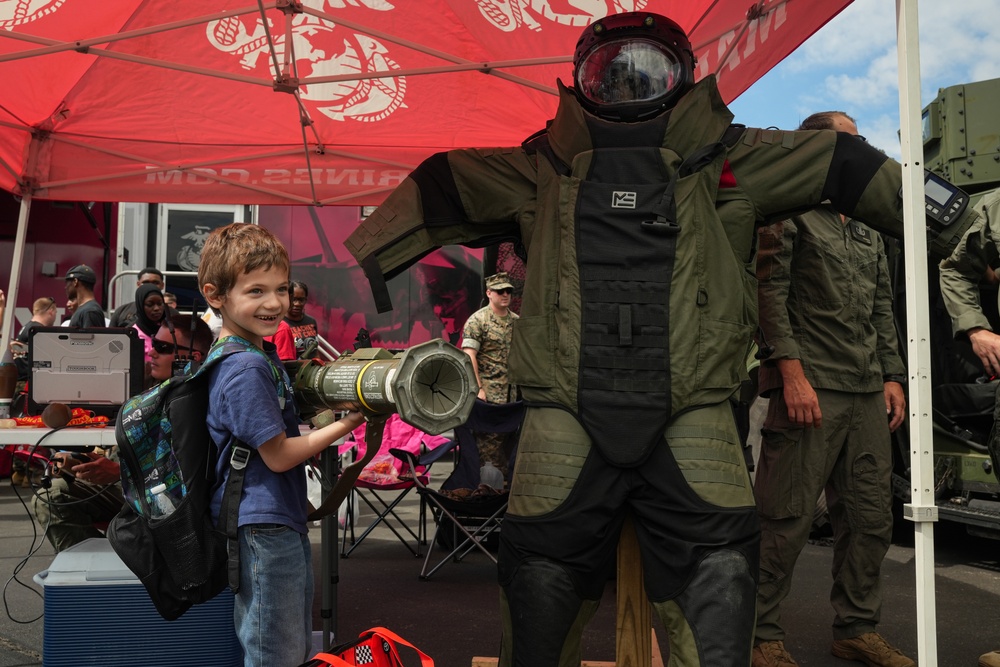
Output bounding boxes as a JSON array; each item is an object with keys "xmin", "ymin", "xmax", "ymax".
[{"xmin": 230, "ymin": 445, "xmax": 252, "ymax": 471}]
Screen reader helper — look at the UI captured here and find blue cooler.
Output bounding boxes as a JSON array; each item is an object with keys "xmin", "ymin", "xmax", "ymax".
[{"xmin": 35, "ymin": 538, "xmax": 241, "ymax": 666}]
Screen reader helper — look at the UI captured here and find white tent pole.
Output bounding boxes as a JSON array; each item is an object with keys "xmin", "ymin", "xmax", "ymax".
[
  {"xmin": 894, "ymin": 0, "xmax": 938, "ymax": 664},
  {"xmin": 4, "ymin": 194, "xmax": 30, "ymax": 346}
]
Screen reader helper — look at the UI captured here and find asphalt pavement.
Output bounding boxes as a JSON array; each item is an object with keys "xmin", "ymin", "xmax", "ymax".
[{"xmin": 2, "ymin": 475, "xmax": 1000, "ymax": 666}]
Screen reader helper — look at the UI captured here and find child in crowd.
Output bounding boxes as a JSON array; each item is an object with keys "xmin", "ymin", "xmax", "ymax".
[
  {"xmin": 198, "ymin": 223, "xmax": 364, "ymax": 667},
  {"xmin": 285, "ymin": 280, "xmax": 319, "ymax": 358}
]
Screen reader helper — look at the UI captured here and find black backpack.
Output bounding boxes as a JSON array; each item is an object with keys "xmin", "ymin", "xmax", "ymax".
[{"xmin": 107, "ymin": 335, "xmax": 282, "ymax": 621}]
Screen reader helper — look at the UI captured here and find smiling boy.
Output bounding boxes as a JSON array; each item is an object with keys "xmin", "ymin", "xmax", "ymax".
[{"xmin": 198, "ymin": 223, "xmax": 363, "ymax": 667}]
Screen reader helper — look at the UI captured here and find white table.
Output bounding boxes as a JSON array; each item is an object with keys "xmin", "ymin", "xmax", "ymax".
[{"xmin": 0, "ymin": 427, "xmax": 117, "ymax": 448}]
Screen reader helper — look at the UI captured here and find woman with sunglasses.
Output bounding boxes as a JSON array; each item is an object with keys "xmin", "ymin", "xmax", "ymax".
[{"xmin": 148, "ymin": 315, "xmax": 214, "ymax": 381}]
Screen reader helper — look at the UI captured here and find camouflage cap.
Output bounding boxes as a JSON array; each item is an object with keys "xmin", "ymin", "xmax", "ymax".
[{"xmin": 485, "ymin": 272, "xmax": 513, "ymax": 291}]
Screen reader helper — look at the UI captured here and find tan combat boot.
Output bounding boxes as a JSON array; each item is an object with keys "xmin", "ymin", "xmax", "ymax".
[
  {"xmin": 979, "ymin": 650, "xmax": 1000, "ymax": 667},
  {"xmin": 830, "ymin": 632, "xmax": 915, "ymax": 667},
  {"xmin": 751, "ymin": 640, "xmax": 799, "ymax": 667}
]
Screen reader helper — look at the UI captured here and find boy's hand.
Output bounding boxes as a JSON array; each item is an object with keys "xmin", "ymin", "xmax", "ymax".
[{"xmin": 343, "ymin": 411, "xmax": 365, "ymax": 428}]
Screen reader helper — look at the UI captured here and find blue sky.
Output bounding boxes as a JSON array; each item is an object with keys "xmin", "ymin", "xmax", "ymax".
[{"xmin": 727, "ymin": 0, "xmax": 1000, "ymax": 160}]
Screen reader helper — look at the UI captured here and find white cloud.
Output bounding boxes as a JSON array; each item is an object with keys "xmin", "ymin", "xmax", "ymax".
[
  {"xmin": 823, "ymin": 48, "xmax": 899, "ymax": 111},
  {"xmin": 730, "ymin": 0, "xmax": 1000, "ymax": 159},
  {"xmin": 791, "ymin": 0, "xmax": 895, "ymax": 70}
]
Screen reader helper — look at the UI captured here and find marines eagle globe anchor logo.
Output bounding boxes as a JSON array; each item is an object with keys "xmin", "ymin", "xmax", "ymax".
[
  {"xmin": 206, "ymin": 1, "xmax": 406, "ymax": 123},
  {"xmin": 475, "ymin": 0, "xmax": 649, "ymax": 32},
  {"xmin": 0, "ymin": 0, "xmax": 66, "ymax": 30}
]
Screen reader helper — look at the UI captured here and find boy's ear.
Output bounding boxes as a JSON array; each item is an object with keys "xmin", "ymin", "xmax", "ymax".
[{"xmin": 202, "ymin": 284, "xmax": 223, "ymax": 310}]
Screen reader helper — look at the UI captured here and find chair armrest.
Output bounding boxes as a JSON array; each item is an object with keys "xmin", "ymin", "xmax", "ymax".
[{"xmin": 389, "ymin": 439, "xmax": 456, "ymax": 470}]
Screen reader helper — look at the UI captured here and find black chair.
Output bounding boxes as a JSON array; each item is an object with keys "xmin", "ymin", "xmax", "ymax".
[
  {"xmin": 392, "ymin": 399, "xmax": 525, "ymax": 580},
  {"xmin": 340, "ymin": 416, "xmax": 450, "ymax": 558}
]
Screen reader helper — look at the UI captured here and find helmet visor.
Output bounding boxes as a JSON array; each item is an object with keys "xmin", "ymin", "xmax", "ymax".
[{"xmin": 575, "ymin": 38, "xmax": 685, "ymax": 108}]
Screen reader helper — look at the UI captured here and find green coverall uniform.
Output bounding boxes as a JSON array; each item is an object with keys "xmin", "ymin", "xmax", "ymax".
[
  {"xmin": 940, "ymin": 191, "xmax": 1000, "ymax": 336},
  {"xmin": 754, "ymin": 207, "xmax": 906, "ymax": 643},
  {"xmin": 346, "ymin": 75, "xmax": 971, "ymax": 667},
  {"xmin": 939, "ymin": 191, "xmax": 1000, "ymax": 471}
]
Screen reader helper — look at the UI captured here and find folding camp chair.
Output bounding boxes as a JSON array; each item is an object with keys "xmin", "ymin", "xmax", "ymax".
[
  {"xmin": 340, "ymin": 415, "xmax": 450, "ymax": 558},
  {"xmin": 393, "ymin": 399, "xmax": 525, "ymax": 580}
]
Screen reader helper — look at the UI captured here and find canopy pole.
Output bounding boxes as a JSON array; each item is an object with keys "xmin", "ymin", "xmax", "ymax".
[
  {"xmin": 4, "ymin": 194, "xmax": 30, "ymax": 344},
  {"xmin": 895, "ymin": 0, "xmax": 938, "ymax": 664}
]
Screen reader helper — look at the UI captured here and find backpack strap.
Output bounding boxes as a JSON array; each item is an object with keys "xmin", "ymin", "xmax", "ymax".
[
  {"xmin": 197, "ymin": 335, "xmax": 287, "ymax": 593},
  {"xmin": 222, "ymin": 443, "xmax": 252, "ymax": 591}
]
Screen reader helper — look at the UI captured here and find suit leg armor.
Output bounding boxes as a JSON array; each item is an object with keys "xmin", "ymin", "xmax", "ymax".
[
  {"xmin": 652, "ymin": 548, "xmax": 757, "ymax": 666},
  {"xmin": 499, "ymin": 404, "xmax": 758, "ymax": 667},
  {"xmin": 498, "ymin": 561, "xmax": 600, "ymax": 667}
]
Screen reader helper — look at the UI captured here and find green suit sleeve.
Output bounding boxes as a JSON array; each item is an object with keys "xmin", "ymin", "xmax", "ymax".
[
  {"xmin": 345, "ymin": 148, "xmax": 535, "ymax": 281},
  {"xmin": 939, "ymin": 193, "xmax": 1000, "ymax": 337}
]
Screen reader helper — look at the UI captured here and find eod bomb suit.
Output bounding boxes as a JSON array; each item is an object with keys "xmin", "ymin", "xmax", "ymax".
[{"xmin": 345, "ymin": 13, "xmax": 976, "ymax": 667}]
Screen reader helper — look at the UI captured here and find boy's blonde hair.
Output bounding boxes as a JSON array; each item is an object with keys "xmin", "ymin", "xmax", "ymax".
[{"xmin": 198, "ymin": 223, "xmax": 290, "ymax": 313}]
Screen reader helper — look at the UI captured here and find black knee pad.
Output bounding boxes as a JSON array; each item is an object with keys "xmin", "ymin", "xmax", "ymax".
[
  {"xmin": 501, "ymin": 559, "xmax": 585, "ymax": 667},
  {"xmin": 672, "ymin": 549, "xmax": 756, "ymax": 666}
]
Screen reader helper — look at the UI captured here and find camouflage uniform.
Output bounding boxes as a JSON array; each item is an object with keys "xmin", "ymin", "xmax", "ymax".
[
  {"xmin": 463, "ymin": 305, "xmax": 519, "ymax": 404},
  {"xmin": 462, "ymin": 287, "xmax": 519, "ymax": 474}
]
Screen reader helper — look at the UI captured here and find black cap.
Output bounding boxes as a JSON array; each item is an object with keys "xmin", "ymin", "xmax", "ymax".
[{"xmin": 65, "ymin": 264, "xmax": 97, "ymax": 285}]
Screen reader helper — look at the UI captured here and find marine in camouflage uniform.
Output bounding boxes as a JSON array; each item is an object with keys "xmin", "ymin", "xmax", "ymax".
[
  {"xmin": 462, "ymin": 272, "xmax": 520, "ymax": 476},
  {"xmin": 345, "ymin": 14, "xmax": 976, "ymax": 667}
]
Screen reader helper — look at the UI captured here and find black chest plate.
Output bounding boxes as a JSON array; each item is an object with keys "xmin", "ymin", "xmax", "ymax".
[{"xmin": 575, "ymin": 147, "xmax": 677, "ymax": 466}]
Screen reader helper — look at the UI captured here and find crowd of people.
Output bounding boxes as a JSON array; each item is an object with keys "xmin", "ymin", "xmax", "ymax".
[
  {"xmin": 10, "ymin": 260, "xmax": 326, "ymax": 549},
  {"xmin": 6, "ymin": 10, "xmax": 1000, "ymax": 667}
]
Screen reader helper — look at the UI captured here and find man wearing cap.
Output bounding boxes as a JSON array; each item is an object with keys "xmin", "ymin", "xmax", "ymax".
[
  {"xmin": 461, "ymin": 272, "xmax": 519, "ymax": 475},
  {"xmin": 64, "ymin": 265, "xmax": 105, "ymax": 328}
]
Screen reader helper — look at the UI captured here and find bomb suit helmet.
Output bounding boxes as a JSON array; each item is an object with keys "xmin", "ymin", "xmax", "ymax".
[{"xmin": 573, "ymin": 12, "xmax": 696, "ymax": 122}]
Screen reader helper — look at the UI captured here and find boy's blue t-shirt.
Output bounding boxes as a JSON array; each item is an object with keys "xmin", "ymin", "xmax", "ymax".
[{"xmin": 206, "ymin": 341, "xmax": 307, "ymax": 534}]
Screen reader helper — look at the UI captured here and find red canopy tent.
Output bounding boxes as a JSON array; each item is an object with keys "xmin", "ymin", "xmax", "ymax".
[{"xmin": 0, "ymin": 0, "xmax": 851, "ymax": 207}]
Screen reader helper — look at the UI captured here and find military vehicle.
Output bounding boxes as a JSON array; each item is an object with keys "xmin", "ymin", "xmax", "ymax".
[{"xmin": 888, "ymin": 77, "xmax": 1000, "ymax": 539}]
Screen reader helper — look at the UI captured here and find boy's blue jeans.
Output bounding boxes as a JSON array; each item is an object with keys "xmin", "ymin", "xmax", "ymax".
[{"xmin": 235, "ymin": 524, "xmax": 313, "ymax": 667}]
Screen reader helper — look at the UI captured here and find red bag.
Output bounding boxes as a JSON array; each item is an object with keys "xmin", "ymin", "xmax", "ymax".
[{"xmin": 302, "ymin": 627, "xmax": 433, "ymax": 667}]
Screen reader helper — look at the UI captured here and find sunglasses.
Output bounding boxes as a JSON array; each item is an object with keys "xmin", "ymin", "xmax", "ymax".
[
  {"xmin": 151, "ymin": 338, "xmax": 194, "ymax": 355},
  {"xmin": 493, "ymin": 288, "xmax": 513, "ymax": 295}
]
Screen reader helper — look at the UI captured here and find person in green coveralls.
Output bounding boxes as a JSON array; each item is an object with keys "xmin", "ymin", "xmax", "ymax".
[{"xmin": 751, "ymin": 112, "xmax": 912, "ymax": 667}]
